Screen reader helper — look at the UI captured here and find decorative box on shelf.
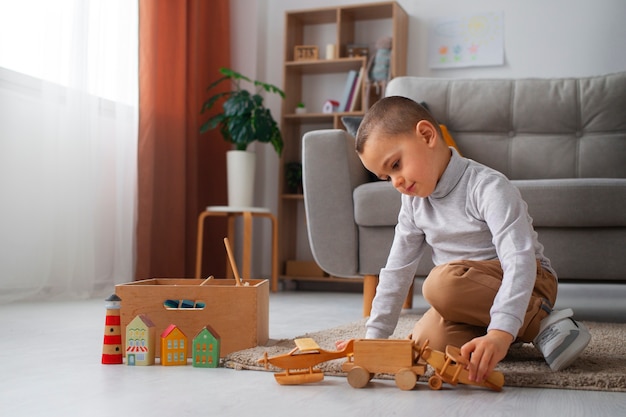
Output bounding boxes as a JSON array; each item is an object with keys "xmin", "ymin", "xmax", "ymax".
[
  {"xmin": 115, "ymin": 278, "xmax": 269, "ymax": 358},
  {"xmin": 346, "ymin": 43, "xmax": 369, "ymax": 59},
  {"xmin": 294, "ymin": 45, "xmax": 319, "ymax": 61}
]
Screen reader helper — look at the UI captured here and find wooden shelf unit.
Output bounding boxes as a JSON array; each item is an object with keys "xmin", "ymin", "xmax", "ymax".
[{"xmin": 278, "ymin": 2, "xmax": 408, "ymax": 285}]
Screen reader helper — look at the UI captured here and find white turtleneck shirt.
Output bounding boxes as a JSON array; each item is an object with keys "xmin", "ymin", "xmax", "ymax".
[{"xmin": 365, "ymin": 148, "xmax": 555, "ymax": 340}]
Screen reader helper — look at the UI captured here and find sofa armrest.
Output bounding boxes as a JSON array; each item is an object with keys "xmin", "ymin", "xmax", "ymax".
[{"xmin": 302, "ymin": 129, "xmax": 371, "ymax": 277}]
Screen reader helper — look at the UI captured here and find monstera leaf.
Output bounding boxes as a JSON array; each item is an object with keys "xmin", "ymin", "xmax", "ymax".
[{"xmin": 200, "ymin": 68, "xmax": 284, "ymax": 155}]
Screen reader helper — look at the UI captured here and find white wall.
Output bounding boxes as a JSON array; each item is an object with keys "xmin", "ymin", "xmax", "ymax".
[{"xmin": 231, "ymin": 0, "xmax": 626, "ymax": 278}]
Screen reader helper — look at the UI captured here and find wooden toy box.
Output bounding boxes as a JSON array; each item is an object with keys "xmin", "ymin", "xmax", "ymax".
[{"xmin": 115, "ymin": 278, "xmax": 269, "ymax": 357}]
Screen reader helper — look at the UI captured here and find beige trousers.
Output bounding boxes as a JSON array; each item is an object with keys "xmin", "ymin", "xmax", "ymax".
[{"xmin": 411, "ymin": 259, "xmax": 557, "ymax": 351}]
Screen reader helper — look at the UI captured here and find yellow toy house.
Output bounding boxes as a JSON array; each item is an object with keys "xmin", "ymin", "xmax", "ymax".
[
  {"xmin": 160, "ymin": 324, "xmax": 187, "ymax": 366},
  {"xmin": 192, "ymin": 325, "xmax": 220, "ymax": 368},
  {"xmin": 125, "ymin": 314, "xmax": 156, "ymax": 366}
]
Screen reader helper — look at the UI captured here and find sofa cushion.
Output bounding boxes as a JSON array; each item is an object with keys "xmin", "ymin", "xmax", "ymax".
[
  {"xmin": 385, "ymin": 73, "xmax": 626, "ymax": 180},
  {"xmin": 515, "ymin": 178, "xmax": 626, "ymax": 227},
  {"xmin": 358, "ymin": 225, "xmax": 435, "ymax": 276},
  {"xmin": 354, "ymin": 181, "xmax": 401, "ymax": 226},
  {"xmin": 535, "ymin": 227, "xmax": 626, "ymax": 281},
  {"xmin": 354, "ymin": 178, "xmax": 626, "ymax": 228}
]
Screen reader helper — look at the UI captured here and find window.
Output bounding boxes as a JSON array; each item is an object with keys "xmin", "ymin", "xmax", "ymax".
[{"xmin": 0, "ymin": 0, "xmax": 137, "ymax": 105}]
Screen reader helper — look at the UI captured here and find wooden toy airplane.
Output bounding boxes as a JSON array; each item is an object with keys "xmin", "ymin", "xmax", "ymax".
[
  {"xmin": 258, "ymin": 338, "xmax": 354, "ymax": 385},
  {"xmin": 421, "ymin": 343, "xmax": 505, "ymax": 392}
]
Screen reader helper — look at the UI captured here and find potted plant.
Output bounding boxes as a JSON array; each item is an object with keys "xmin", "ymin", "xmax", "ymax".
[
  {"xmin": 200, "ymin": 67, "xmax": 285, "ymax": 207},
  {"xmin": 285, "ymin": 161, "xmax": 303, "ymax": 194},
  {"xmin": 295, "ymin": 102, "xmax": 307, "ymax": 114}
]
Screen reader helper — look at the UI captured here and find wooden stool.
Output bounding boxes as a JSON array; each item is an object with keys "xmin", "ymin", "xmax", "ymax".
[{"xmin": 195, "ymin": 206, "xmax": 278, "ymax": 292}]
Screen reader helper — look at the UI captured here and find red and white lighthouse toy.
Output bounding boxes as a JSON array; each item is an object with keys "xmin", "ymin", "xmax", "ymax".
[{"xmin": 102, "ymin": 293, "xmax": 123, "ymax": 364}]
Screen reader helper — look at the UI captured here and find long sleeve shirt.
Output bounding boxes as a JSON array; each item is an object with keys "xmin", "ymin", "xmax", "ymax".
[{"xmin": 365, "ymin": 148, "xmax": 555, "ymax": 339}]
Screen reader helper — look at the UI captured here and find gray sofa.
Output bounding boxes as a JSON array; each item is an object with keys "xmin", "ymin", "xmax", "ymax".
[{"xmin": 302, "ymin": 72, "xmax": 626, "ymax": 316}]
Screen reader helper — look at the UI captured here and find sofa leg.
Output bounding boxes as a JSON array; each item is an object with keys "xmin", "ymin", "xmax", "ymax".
[
  {"xmin": 363, "ymin": 275, "xmax": 379, "ymax": 317},
  {"xmin": 363, "ymin": 276, "xmax": 414, "ymax": 317}
]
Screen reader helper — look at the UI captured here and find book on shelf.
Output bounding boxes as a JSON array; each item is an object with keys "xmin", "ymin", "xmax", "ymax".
[
  {"xmin": 348, "ymin": 66, "xmax": 365, "ymax": 112},
  {"xmin": 338, "ymin": 69, "xmax": 358, "ymax": 112}
]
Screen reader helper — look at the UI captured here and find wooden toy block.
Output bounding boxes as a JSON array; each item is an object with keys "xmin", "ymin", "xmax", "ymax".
[
  {"xmin": 101, "ymin": 294, "xmax": 123, "ymax": 365},
  {"xmin": 193, "ymin": 325, "xmax": 221, "ymax": 368},
  {"xmin": 160, "ymin": 324, "xmax": 188, "ymax": 366},
  {"xmin": 115, "ymin": 278, "xmax": 269, "ymax": 358},
  {"xmin": 125, "ymin": 314, "xmax": 156, "ymax": 366}
]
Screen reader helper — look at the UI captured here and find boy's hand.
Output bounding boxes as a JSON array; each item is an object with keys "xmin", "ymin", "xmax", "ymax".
[
  {"xmin": 460, "ymin": 330, "xmax": 513, "ymax": 382},
  {"xmin": 335, "ymin": 340, "xmax": 349, "ymax": 350}
]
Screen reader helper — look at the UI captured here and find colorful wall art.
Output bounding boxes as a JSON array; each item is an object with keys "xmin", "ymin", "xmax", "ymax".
[{"xmin": 429, "ymin": 12, "xmax": 504, "ymax": 69}]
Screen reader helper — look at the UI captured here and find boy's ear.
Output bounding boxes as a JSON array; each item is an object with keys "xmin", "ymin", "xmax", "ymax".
[{"xmin": 416, "ymin": 120, "xmax": 437, "ymax": 145}]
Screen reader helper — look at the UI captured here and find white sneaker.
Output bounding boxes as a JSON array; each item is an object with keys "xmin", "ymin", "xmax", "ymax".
[{"xmin": 533, "ymin": 308, "xmax": 591, "ymax": 371}]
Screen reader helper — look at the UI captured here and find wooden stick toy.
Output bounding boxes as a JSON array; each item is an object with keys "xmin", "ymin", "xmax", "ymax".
[
  {"xmin": 223, "ymin": 237, "xmax": 243, "ymax": 286},
  {"xmin": 200, "ymin": 275, "xmax": 214, "ymax": 286}
]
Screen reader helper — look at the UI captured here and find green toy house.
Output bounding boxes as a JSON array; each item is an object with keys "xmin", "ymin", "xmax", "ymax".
[{"xmin": 192, "ymin": 325, "xmax": 220, "ymax": 368}]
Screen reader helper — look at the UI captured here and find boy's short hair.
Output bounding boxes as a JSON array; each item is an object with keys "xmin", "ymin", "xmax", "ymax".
[{"xmin": 355, "ymin": 96, "xmax": 442, "ymax": 153}]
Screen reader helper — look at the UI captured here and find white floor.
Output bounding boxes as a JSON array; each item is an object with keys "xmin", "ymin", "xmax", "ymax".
[{"xmin": 1, "ymin": 282, "xmax": 626, "ymax": 417}]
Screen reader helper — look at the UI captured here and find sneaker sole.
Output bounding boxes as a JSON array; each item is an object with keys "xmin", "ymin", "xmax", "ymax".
[{"xmin": 547, "ymin": 321, "xmax": 591, "ymax": 371}]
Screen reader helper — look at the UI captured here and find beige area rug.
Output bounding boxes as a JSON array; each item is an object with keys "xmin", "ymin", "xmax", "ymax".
[{"xmin": 224, "ymin": 313, "xmax": 626, "ymax": 392}]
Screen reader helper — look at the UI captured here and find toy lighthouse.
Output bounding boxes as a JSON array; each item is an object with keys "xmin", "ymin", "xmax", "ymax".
[{"xmin": 102, "ymin": 294, "xmax": 123, "ymax": 364}]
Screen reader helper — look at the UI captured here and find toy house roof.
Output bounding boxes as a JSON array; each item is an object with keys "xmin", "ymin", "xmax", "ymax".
[
  {"xmin": 161, "ymin": 324, "xmax": 186, "ymax": 339},
  {"xmin": 129, "ymin": 314, "xmax": 155, "ymax": 328},
  {"xmin": 194, "ymin": 324, "xmax": 221, "ymax": 340}
]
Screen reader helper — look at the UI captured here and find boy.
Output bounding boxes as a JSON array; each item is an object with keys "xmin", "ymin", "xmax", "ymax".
[{"xmin": 354, "ymin": 96, "xmax": 590, "ymax": 382}]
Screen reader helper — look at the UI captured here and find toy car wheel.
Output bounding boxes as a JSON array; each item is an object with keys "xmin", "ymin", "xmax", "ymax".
[
  {"xmin": 428, "ymin": 375, "xmax": 443, "ymax": 390},
  {"xmin": 347, "ymin": 366, "xmax": 371, "ymax": 389},
  {"xmin": 395, "ymin": 368, "xmax": 417, "ymax": 390}
]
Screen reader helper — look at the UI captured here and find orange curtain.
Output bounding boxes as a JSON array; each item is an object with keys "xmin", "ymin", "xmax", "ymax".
[{"xmin": 136, "ymin": 0, "xmax": 231, "ymax": 279}]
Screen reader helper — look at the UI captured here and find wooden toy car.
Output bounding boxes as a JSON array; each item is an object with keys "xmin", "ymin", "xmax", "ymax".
[
  {"xmin": 341, "ymin": 339, "xmax": 503, "ymax": 391},
  {"xmin": 341, "ymin": 339, "xmax": 427, "ymax": 390}
]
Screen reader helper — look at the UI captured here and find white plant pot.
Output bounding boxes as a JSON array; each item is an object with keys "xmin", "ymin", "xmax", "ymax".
[{"xmin": 227, "ymin": 150, "xmax": 256, "ymax": 208}]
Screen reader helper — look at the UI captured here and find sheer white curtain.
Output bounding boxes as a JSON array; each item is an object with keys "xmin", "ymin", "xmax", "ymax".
[{"xmin": 0, "ymin": 0, "xmax": 138, "ymax": 302}]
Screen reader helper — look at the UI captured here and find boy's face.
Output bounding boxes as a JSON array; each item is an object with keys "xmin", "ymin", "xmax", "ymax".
[{"xmin": 358, "ymin": 122, "xmax": 441, "ymax": 198}]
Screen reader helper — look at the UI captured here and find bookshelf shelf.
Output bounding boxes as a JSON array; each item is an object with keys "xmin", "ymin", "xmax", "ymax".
[
  {"xmin": 285, "ymin": 57, "xmax": 365, "ymax": 74},
  {"xmin": 278, "ymin": 2, "xmax": 408, "ymax": 285},
  {"xmin": 283, "ymin": 111, "xmax": 365, "ymax": 119}
]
